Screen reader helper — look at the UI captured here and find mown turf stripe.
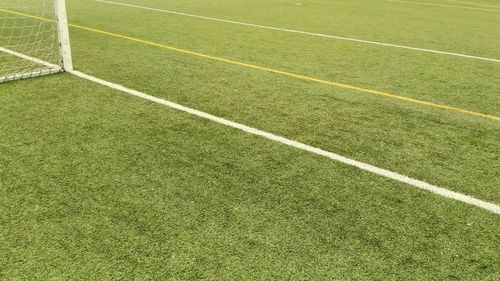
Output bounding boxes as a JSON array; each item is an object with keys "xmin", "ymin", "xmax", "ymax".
[
  {"xmin": 4, "ymin": 46, "xmax": 500, "ymax": 215},
  {"xmin": 95, "ymin": 0, "xmax": 500, "ymax": 63},
  {"xmin": 0, "ymin": 7, "xmax": 498, "ymax": 122}
]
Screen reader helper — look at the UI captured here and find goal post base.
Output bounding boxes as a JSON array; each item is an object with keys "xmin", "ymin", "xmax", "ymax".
[
  {"xmin": 0, "ymin": 68, "xmax": 64, "ymax": 84},
  {"xmin": 0, "ymin": 46, "xmax": 64, "ymax": 84}
]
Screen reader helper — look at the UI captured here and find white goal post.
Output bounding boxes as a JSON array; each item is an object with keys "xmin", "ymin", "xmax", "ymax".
[{"xmin": 0, "ymin": 0, "xmax": 73, "ymax": 83}]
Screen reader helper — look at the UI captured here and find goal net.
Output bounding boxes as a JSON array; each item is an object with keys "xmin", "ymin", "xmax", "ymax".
[{"xmin": 0, "ymin": 0, "xmax": 72, "ymax": 83}]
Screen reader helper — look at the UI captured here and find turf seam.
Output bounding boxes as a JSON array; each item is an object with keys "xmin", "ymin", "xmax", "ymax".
[{"xmin": 4, "ymin": 46, "xmax": 499, "ymax": 215}]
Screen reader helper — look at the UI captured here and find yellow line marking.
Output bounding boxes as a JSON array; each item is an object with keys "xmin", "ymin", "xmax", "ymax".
[{"xmin": 1, "ymin": 8, "xmax": 498, "ymax": 122}]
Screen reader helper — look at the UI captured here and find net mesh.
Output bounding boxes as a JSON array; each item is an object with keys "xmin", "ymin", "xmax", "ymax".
[{"xmin": 0, "ymin": 0, "xmax": 62, "ymax": 82}]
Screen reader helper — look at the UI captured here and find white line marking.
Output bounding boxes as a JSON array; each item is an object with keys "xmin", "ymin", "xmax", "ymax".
[
  {"xmin": 5, "ymin": 47, "xmax": 500, "ymax": 215},
  {"xmin": 95, "ymin": 0, "xmax": 500, "ymax": 63},
  {"xmin": 68, "ymin": 70, "xmax": 500, "ymax": 216},
  {"xmin": 0, "ymin": 47, "xmax": 63, "ymax": 83},
  {"xmin": 446, "ymin": 0, "xmax": 500, "ymax": 9},
  {"xmin": 387, "ymin": 0, "xmax": 500, "ymax": 12},
  {"xmin": 0, "ymin": 47, "xmax": 61, "ymax": 69}
]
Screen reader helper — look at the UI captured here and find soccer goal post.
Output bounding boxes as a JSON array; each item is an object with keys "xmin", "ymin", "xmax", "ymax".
[{"xmin": 0, "ymin": 0, "xmax": 72, "ymax": 83}]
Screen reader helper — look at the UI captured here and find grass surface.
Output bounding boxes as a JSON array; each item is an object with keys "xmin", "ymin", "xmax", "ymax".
[{"xmin": 1, "ymin": 0, "xmax": 499, "ymax": 279}]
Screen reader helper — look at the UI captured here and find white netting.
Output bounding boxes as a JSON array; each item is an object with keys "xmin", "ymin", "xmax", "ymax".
[{"xmin": 0, "ymin": 0, "xmax": 62, "ymax": 83}]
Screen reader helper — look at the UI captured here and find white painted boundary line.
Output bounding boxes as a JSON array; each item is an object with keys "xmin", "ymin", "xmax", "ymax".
[
  {"xmin": 0, "ymin": 47, "xmax": 59, "ymax": 68},
  {"xmin": 4, "ymin": 47, "xmax": 500, "ymax": 215},
  {"xmin": 0, "ymin": 47, "xmax": 63, "ymax": 83},
  {"xmin": 70, "ymin": 70, "xmax": 500, "ymax": 215},
  {"xmin": 95, "ymin": 0, "xmax": 500, "ymax": 63},
  {"xmin": 446, "ymin": 0, "xmax": 500, "ymax": 9},
  {"xmin": 387, "ymin": 0, "xmax": 500, "ymax": 12}
]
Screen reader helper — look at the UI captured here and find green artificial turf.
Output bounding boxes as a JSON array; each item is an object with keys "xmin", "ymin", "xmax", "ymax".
[
  {"xmin": 76, "ymin": 0, "xmax": 500, "ymax": 115},
  {"xmin": 1, "ymin": 0, "xmax": 499, "ymax": 279},
  {"xmin": 68, "ymin": 0, "xmax": 500, "ymax": 202},
  {"xmin": 1, "ymin": 75, "xmax": 499, "ymax": 280}
]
